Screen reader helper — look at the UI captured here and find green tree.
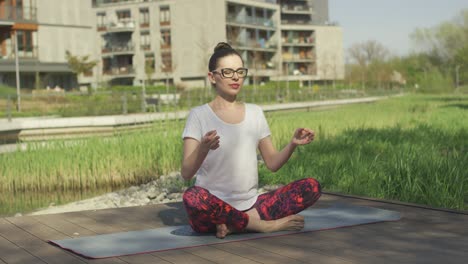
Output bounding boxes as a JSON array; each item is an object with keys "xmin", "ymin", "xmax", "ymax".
[
  {"xmin": 65, "ymin": 50, "xmax": 98, "ymax": 82},
  {"xmin": 347, "ymin": 40, "xmax": 390, "ymax": 89},
  {"xmin": 410, "ymin": 9, "xmax": 468, "ymax": 88}
]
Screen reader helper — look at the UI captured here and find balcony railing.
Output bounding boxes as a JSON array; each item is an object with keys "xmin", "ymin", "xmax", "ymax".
[
  {"xmin": 281, "ymin": 5, "xmax": 312, "ymax": 14},
  {"xmin": 106, "ymin": 19, "xmax": 136, "ymax": 32},
  {"xmin": 0, "ymin": 5, "xmax": 37, "ymax": 21},
  {"xmin": 281, "ymin": 19, "xmax": 314, "ymax": 25},
  {"xmin": 101, "ymin": 43, "xmax": 134, "ymax": 54},
  {"xmin": 1, "ymin": 46, "xmax": 38, "ymax": 59},
  {"xmin": 229, "ymin": 39, "xmax": 277, "ymax": 50},
  {"xmin": 93, "ymin": 0, "xmax": 148, "ymax": 7},
  {"xmin": 226, "ymin": 15, "xmax": 275, "ymax": 28},
  {"xmin": 282, "ymin": 37, "xmax": 314, "ymax": 45},
  {"xmin": 103, "ymin": 66, "xmax": 135, "ymax": 76},
  {"xmin": 282, "ymin": 53, "xmax": 315, "ymax": 61}
]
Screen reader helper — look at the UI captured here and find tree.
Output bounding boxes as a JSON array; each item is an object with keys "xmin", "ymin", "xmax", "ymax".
[
  {"xmin": 410, "ymin": 9, "xmax": 468, "ymax": 88},
  {"xmin": 347, "ymin": 40, "xmax": 390, "ymax": 89},
  {"xmin": 65, "ymin": 50, "xmax": 98, "ymax": 84}
]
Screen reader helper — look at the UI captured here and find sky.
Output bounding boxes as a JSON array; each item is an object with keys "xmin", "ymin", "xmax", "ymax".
[{"xmin": 329, "ymin": 0, "xmax": 468, "ymax": 58}]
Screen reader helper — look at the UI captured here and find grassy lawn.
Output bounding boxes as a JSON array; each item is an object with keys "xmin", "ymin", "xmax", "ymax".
[{"xmin": 0, "ymin": 93, "xmax": 466, "ymax": 216}]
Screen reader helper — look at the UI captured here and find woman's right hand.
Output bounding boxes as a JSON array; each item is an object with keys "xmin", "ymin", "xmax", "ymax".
[{"xmin": 200, "ymin": 130, "xmax": 220, "ymax": 152}]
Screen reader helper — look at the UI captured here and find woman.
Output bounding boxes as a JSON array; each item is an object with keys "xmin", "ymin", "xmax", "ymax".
[{"xmin": 181, "ymin": 42, "xmax": 321, "ymax": 238}]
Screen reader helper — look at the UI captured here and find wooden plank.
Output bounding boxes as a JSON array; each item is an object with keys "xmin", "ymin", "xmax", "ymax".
[
  {"xmin": 117, "ymin": 254, "xmax": 171, "ymax": 264},
  {"xmin": 53, "ymin": 211, "xmax": 123, "ymax": 234},
  {"xmin": 30, "ymin": 214, "xmax": 146, "ymax": 264},
  {"xmin": 152, "ymin": 249, "xmax": 217, "ymax": 264},
  {"xmin": 0, "ymin": 234, "xmax": 45, "ymax": 264},
  {"xmin": 32, "ymin": 213, "xmax": 96, "ymax": 238},
  {"xmin": 184, "ymin": 245, "xmax": 260, "ymax": 264},
  {"xmin": 239, "ymin": 237, "xmax": 352, "ymax": 264},
  {"xmin": 212, "ymin": 241, "xmax": 293, "ymax": 264},
  {"xmin": 79, "ymin": 208, "xmax": 156, "ymax": 232},
  {"xmin": 0, "ymin": 218, "xmax": 85, "ymax": 264}
]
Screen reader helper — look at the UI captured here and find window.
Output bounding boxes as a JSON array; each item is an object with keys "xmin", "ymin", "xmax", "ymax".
[
  {"xmin": 160, "ymin": 29, "xmax": 171, "ymax": 48},
  {"xmin": 116, "ymin": 9, "xmax": 131, "ymax": 23},
  {"xmin": 139, "ymin": 8, "xmax": 149, "ymax": 27},
  {"xmin": 97, "ymin": 12, "xmax": 106, "ymax": 30},
  {"xmin": 145, "ymin": 53, "xmax": 155, "ymax": 73},
  {"xmin": 15, "ymin": 30, "xmax": 36, "ymax": 58},
  {"xmin": 161, "ymin": 52, "xmax": 172, "ymax": 72},
  {"xmin": 160, "ymin": 6, "xmax": 170, "ymax": 25},
  {"xmin": 140, "ymin": 31, "xmax": 150, "ymax": 50}
]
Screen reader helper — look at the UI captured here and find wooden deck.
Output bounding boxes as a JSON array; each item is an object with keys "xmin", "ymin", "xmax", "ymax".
[{"xmin": 1, "ymin": 193, "xmax": 467, "ymax": 264}]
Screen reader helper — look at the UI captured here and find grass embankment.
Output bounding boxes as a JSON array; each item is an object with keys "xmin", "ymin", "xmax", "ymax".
[{"xmin": 0, "ymin": 94, "xmax": 466, "ymax": 215}]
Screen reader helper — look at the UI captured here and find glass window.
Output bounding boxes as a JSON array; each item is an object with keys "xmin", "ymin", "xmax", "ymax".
[
  {"xmin": 160, "ymin": 6, "xmax": 170, "ymax": 25},
  {"xmin": 160, "ymin": 29, "xmax": 171, "ymax": 47},
  {"xmin": 145, "ymin": 53, "xmax": 155, "ymax": 71},
  {"xmin": 140, "ymin": 31, "xmax": 150, "ymax": 50},
  {"xmin": 97, "ymin": 12, "xmax": 106, "ymax": 29},
  {"xmin": 139, "ymin": 8, "xmax": 149, "ymax": 26}
]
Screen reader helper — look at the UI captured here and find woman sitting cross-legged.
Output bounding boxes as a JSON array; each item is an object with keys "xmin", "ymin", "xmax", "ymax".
[{"xmin": 181, "ymin": 42, "xmax": 322, "ymax": 239}]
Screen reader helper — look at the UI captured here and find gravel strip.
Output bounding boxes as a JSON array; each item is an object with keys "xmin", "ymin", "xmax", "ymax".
[{"xmin": 26, "ymin": 171, "xmax": 282, "ymax": 216}]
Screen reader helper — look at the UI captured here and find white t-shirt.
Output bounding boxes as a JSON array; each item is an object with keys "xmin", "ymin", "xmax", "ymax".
[{"xmin": 182, "ymin": 103, "xmax": 271, "ymax": 210}]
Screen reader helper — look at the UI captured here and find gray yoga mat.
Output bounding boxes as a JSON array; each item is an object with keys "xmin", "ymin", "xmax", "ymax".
[{"xmin": 49, "ymin": 203, "xmax": 401, "ymax": 259}]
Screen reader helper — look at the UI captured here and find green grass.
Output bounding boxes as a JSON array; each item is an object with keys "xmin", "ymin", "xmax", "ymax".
[
  {"xmin": 259, "ymin": 94, "xmax": 468, "ymax": 210},
  {"xmin": 0, "ymin": 93, "xmax": 466, "ymax": 216}
]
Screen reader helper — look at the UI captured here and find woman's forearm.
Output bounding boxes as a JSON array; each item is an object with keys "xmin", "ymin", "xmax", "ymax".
[
  {"xmin": 266, "ymin": 142, "xmax": 297, "ymax": 172},
  {"xmin": 181, "ymin": 146, "xmax": 209, "ymax": 180}
]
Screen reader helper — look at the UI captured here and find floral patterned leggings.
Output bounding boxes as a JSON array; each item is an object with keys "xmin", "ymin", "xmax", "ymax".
[{"xmin": 182, "ymin": 178, "xmax": 321, "ymax": 233}]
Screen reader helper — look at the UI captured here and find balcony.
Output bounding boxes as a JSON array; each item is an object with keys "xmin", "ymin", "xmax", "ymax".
[
  {"xmin": 1, "ymin": 46, "xmax": 38, "ymax": 60},
  {"xmin": 226, "ymin": 15, "xmax": 275, "ymax": 29},
  {"xmin": 101, "ymin": 43, "xmax": 134, "ymax": 56},
  {"xmin": 0, "ymin": 5, "xmax": 37, "ymax": 22},
  {"xmin": 282, "ymin": 52, "xmax": 315, "ymax": 62},
  {"xmin": 103, "ymin": 65, "xmax": 135, "ymax": 76},
  {"xmin": 229, "ymin": 37, "xmax": 277, "ymax": 51},
  {"xmin": 281, "ymin": 19, "xmax": 314, "ymax": 25},
  {"xmin": 93, "ymin": 0, "xmax": 146, "ymax": 7},
  {"xmin": 281, "ymin": 36, "xmax": 315, "ymax": 46},
  {"xmin": 105, "ymin": 19, "xmax": 135, "ymax": 32},
  {"xmin": 281, "ymin": 5, "xmax": 312, "ymax": 15}
]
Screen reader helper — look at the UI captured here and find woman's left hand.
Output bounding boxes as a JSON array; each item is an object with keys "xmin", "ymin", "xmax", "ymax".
[{"xmin": 291, "ymin": 128, "xmax": 315, "ymax": 146}]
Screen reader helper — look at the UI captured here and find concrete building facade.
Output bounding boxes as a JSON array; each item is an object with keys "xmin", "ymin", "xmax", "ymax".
[
  {"xmin": 0, "ymin": 0, "xmax": 94, "ymax": 89},
  {"xmin": 92, "ymin": 0, "xmax": 344, "ymax": 89},
  {"xmin": 0, "ymin": 0, "xmax": 343, "ymax": 90}
]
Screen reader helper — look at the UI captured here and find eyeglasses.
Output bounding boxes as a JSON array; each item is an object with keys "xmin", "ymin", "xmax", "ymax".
[{"xmin": 212, "ymin": 68, "xmax": 248, "ymax": 78}]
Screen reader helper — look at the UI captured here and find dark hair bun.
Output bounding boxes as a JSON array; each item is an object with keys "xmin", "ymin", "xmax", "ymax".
[{"xmin": 214, "ymin": 42, "xmax": 233, "ymax": 53}]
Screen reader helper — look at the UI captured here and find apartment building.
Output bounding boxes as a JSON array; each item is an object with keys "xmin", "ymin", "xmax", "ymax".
[
  {"xmin": 0, "ymin": 0, "xmax": 342, "ymax": 90},
  {"xmin": 0, "ymin": 0, "xmax": 95, "ymax": 90},
  {"xmin": 92, "ymin": 0, "xmax": 344, "ymax": 89}
]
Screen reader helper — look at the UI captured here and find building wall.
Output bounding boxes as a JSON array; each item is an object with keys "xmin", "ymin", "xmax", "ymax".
[
  {"xmin": 89, "ymin": 0, "xmax": 342, "ymax": 88},
  {"xmin": 314, "ymin": 25, "xmax": 344, "ymax": 80},
  {"xmin": 310, "ymin": 0, "xmax": 329, "ymax": 25},
  {"xmin": 37, "ymin": 0, "xmax": 94, "ymax": 63},
  {"xmin": 171, "ymin": 0, "xmax": 226, "ymax": 86}
]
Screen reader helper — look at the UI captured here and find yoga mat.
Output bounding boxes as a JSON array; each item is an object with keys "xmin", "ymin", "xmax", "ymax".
[{"xmin": 49, "ymin": 203, "xmax": 401, "ymax": 259}]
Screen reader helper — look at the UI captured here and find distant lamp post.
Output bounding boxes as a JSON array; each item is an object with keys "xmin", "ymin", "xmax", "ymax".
[{"xmin": 14, "ymin": 30, "xmax": 21, "ymax": 112}]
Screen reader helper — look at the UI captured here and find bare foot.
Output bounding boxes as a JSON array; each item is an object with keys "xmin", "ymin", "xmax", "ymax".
[
  {"xmin": 246, "ymin": 214, "xmax": 305, "ymax": 233},
  {"xmin": 216, "ymin": 224, "xmax": 232, "ymax": 239},
  {"xmin": 271, "ymin": 215, "xmax": 305, "ymax": 232}
]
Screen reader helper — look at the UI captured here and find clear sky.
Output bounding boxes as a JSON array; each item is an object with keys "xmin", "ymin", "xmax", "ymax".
[{"xmin": 329, "ymin": 0, "xmax": 468, "ymax": 57}]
